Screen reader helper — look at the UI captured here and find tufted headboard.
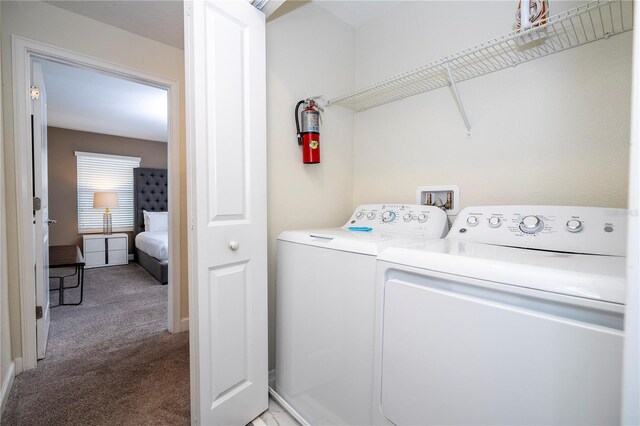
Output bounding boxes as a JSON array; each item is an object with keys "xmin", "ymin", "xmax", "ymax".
[{"xmin": 133, "ymin": 168, "xmax": 168, "ymax": 236}]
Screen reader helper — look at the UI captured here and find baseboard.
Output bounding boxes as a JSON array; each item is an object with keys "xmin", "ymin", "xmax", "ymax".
[
  {"xmin": 13, "ymin": 357, "xmax": 22, "ymax": 375},
  {"xmin": 128, "ymin": 253, "xmax": 134, "ymax": 261},
  {"xmin": 0, "ymin": 361, "xmax": 15, "ymax": 417},
  {"xmin": 180, "ymin": 317, "xmax": 189, "ymax": 332},
  {"xmin": 268, "ymin": 369, "xmax": 275, "ymax": 388},
  {"xmin": 269, "ymin": 387, "xmax": 310, "ymax": 426}
]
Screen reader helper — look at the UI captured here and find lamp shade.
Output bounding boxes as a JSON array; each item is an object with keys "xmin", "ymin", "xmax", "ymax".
[{"xmin": 93, "ymin": 192, "xmax": 119, "ymax": 209}]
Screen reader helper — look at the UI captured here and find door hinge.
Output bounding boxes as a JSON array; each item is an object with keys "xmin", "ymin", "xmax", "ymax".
[
  {"xmin": 30, "ymin": 85, "xmax": 40, "ymax": 100},
  {"xmin": 35, "ymin": 306, "xmax": 43, "ymax": 320},
  {"xmin": 33, "ymin": 197, "xmax": 41, "ymax": 211}
]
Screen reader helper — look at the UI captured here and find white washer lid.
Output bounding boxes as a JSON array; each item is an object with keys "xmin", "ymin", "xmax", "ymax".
[
  {"xmin": 378, "ymin": 239, "xmax": 626, "ymax": 304},
  {"xmin": 278, "ymin": 228, "xmax": 439, "ymax": 256}
]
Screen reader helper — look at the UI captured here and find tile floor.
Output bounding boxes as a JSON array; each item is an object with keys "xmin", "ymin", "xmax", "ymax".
[{"xmin": 252, "ymin": 397, "xmax": 300, "ymax": 426}]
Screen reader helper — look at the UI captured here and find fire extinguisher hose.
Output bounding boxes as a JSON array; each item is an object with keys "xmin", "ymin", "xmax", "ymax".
[{"xmin": 295, "ymin": 100, "xmax": 304, "ymax": 146}]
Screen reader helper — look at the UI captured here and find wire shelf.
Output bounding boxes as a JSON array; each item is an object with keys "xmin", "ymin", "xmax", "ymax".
[{"xmin": 328, "ymin": 0, "xmax": 633, "ymax": 112}]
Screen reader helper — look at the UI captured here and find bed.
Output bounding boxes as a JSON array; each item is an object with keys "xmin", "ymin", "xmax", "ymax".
[{"xmin": 133, "ymin": 167, "xmax": 168, "ymax": 284}]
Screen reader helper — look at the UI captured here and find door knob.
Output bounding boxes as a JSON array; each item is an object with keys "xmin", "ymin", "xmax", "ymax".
[
  {"xmin": 229, "ymin": 241, "xmax": 239, "ymax": 250},
  {"xmin": 47, "ymin": 219, "xmax": 57, "ymax": 225}
]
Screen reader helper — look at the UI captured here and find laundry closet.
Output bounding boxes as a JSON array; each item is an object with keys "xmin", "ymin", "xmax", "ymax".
[{"xmin": 265, "ymin": 0, "xmax": 634, "ymax": 424}]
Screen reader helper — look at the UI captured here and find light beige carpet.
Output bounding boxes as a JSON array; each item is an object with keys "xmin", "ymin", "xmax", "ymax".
[{"xmin": 1, "ymin": 263, "xmax": 190, "ymax": 426}]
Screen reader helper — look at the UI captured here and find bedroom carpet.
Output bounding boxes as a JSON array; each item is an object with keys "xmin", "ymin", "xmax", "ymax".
[{"xmin": 1, "ymin": 263, "xmax": 190, "ymax": 426}]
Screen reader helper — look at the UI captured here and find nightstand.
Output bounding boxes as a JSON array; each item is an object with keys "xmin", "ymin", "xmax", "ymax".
[{"xmin": 82, "ymin": 233, "xmax": 128, "ymax": 268}]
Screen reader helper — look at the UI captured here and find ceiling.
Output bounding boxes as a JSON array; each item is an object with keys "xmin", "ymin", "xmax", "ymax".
[
  {"xmin": 313, "ymin": 1, "xmax": 400, "ymax": 27},
  {"xmin": 43, "ymin": 1, "xmax": 399, "ymax": 50},
  {"xmin": 41, "ymin": 60, "xmax": 168, "ymax": 143},
  {"xmin": 44, "ymin": 0, "xmax": 184, "ymax": 49}
]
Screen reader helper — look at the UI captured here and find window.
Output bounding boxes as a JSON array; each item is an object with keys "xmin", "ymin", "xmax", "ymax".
[{"xmin": 76, "ymin": 151, "xmax": 141, "ymax": 233}]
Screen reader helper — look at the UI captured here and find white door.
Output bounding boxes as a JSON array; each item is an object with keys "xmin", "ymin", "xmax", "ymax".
[
  {"xmin": 32, "ymin": 60, "xmax": 50, "ymax": 360},
  {"xmin": 185, "ymin": 1, "xmax": 268, "ymax": 425}
]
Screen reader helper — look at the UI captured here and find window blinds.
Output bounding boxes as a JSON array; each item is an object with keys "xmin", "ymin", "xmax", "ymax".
[{"xmin": 75, "ymin": 151, "xmax": 141, "ymax": 233}]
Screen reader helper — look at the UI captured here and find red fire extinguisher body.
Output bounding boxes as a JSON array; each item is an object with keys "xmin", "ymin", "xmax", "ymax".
[
  {"xmin": 302, "ymin": 132, "xmax": 320, "ymax": 164},
  {"xmin": 296, "ymin": 101, "xmax": 321, "ymax": 164}
]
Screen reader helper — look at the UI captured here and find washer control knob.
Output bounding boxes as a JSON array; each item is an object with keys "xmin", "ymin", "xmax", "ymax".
[
  {"xmin": 466, "ymin": 216, "xmax": 479, "ymax": 227},
  {"xmin": 403, "ymin": 213, "xmax": 412, "ymax": 222},
  {"xmin": 520, "ymin": 215, "xmax": 544, "ymax": 234},
  {"xmin": 367, "ymin": 212, "xmax": 376, "ymax": 220},
  {"xmin": 566, "ymin": 219, "xmax": 583, "ymax": 233},
  {"xmin": 382, "ymin": 211, "xmax": 396, "ymax": 223},
  {"xmin": 417, "ymin": 214, "xmax": 428, "ymax": 223},
  {"xmin": 488, "ymin": 217, "xmax": 502, "ymax": 228},
  {"xmin": 356, "ymin": 212, "xmax": 364, "ymax": 219}
]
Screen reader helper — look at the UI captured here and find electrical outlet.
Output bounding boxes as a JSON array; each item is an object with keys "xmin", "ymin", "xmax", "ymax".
[{"xmin": 416, "ymin": 185, "xmax": 460, "ymax": 215}]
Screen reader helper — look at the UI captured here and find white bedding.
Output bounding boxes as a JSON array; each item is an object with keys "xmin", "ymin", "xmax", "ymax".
[{"xmin": 135, "ymin": 231, "xmax": 169, "ymax": 261}]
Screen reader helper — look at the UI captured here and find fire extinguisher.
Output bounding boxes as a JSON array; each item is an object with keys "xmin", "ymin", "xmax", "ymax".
[{"xmin": 295, "ymin": 99, "xmax": 321, "ymax": 164}]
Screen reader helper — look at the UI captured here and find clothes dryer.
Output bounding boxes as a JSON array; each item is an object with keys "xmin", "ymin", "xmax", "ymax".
[
  {"xmin": 373, "ymin": 206, "xmax": 627, "ymax": 425},
  {"xmin": 275, "ymin": 204, "xmax": 448, "ymax": 426}
]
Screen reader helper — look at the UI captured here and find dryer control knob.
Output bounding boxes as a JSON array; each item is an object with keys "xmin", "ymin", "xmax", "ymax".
[
  {"xmin": 488, "ymin": 217, "xmax": 502, "ymax": 228},
  {"xmin": 382, "ymin": 211, "xmax": 396, "ymax": 223},
  {"xmin": 417, "ymin": 214, "xmax": 428, "ymax": 223},
  {"xmin": 520, "ymin": 215, "xmax": 544, "ymax": 234},
  {"xmin": 356, "ymin": 212, "xmax": 364, "ymax": 219},
  {"xmin": 566, "ymin": 219, "xmax": 583, "ymax": 233},
  {"xmin": 367, "ymin": 212, "xmax": 376, "ymax": 220},
  {"xmin": 403, "ymin": 213, "xmax": 412, "ymax": 222},
  {"xmin": 466, "ymin": 216, "xmax": 479, "ymax": 227}
]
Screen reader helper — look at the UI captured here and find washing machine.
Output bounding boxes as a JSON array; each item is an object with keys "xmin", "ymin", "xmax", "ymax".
[
  {"xmin": 275, "ymin": 204, "xmax": 449, "ymax": 426},
  {"xmin": 373, "ymin": 205, "xmax": 627, "ymax": 426}
]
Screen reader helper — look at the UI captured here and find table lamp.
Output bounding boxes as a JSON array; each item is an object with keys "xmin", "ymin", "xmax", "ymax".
[{"xmin": 93, "ymin": 192, "xmax": 119, "ymax": 234}]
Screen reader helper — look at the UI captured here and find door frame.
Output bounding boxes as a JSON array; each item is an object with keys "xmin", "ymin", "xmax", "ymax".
[{"xmin": 11, "ymin": 36, "xmax": 183, "ymax": 371}]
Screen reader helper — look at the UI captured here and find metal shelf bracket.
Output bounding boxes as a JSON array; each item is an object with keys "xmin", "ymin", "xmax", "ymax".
[{"xmin": 445, "ymin": 61, "xmax": 471, "ymax": 137}]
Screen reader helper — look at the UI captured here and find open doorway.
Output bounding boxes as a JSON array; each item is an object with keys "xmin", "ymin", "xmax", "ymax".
[
  {"xmin": 4, "ymin": 36, "xmax": 188, "ymax": 424},
  {"xmin": 36, "ymin": 56, "xmax": 178, "ymax": 352},
  {"xmin": 13, "ymin": 30, "xmax": 182, "ymax": 378},
  {"xmin": 40, "ymin": 57, "xmax": 174, "ymax": 335}
]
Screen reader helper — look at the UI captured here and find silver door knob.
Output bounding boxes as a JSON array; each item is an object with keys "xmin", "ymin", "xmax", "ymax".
[
  {"xmin": 229, "ymin": 241, "xmax": 239, "ymax": 250},
  {"xmin": 47, "ymin": 219, "xmax": 57, "ymax": 225}
]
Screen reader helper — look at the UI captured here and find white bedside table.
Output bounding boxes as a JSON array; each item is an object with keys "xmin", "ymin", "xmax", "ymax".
[{"xmin": 82, "ymin": 233, "xmax": 128, "ymax": 268}]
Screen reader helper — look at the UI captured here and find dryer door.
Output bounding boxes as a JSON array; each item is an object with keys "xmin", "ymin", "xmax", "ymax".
[{"xmin": 379, "ymin": 274, "xmax": 623, "ymax": 426}]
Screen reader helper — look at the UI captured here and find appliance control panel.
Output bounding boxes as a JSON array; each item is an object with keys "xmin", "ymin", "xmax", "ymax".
[
  {"xmin": 344, "ymin": 204, "xmax": 448, "ymax": 236},
  {"xmin": 449, "ymin": 206, "xmax": 627, "ymax": 256}
]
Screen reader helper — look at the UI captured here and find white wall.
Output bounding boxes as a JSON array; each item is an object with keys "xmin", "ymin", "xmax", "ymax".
[
  {"xmin": 0, "ymin": 0, "xmax": 188, "ymax": 367},
  {"xmin": 266, "ymin": 2, "xmax": 355, "ymax": 369},
  {"xmin": 352, "ymin": 1, "xmax": 631, "ymax": 209}
]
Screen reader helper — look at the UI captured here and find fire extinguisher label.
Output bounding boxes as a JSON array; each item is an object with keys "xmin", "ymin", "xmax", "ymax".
[
  {"xmin": 303, "ymin": 113, "xmax": 319, "ymax": 132},
  {"xmin": 310, "ymin": 140, "xmax": 319, "ymax": 149}
]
